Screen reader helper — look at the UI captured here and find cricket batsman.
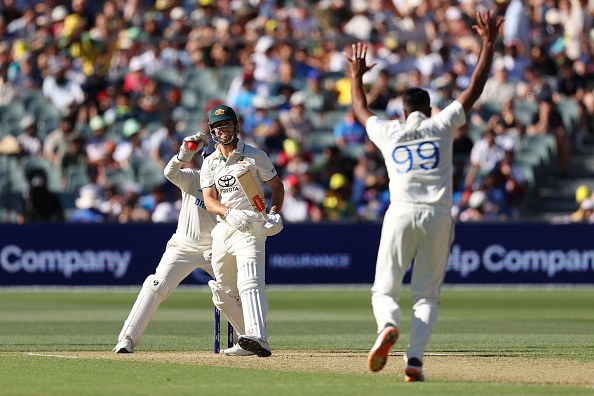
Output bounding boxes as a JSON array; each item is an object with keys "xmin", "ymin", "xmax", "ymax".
[
  {"xmin": 346, "ymin": 11, "xmax": 502, "ymax": 381},
  {"xmin": 114, "ymin": 131, "xmax": 216, "ymax": 353},
  {"xmin": 200, "ymin": 104, "xmax": 285, "ymax": 357}
]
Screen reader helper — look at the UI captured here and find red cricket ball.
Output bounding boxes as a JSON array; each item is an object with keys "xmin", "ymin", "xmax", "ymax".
[{"xmin": 186, "ymin": 141, "xmax": 198, "ymax": 150}]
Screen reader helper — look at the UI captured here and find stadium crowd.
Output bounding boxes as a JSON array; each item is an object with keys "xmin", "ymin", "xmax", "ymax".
[{"xmin": 0, "ymin": 0, "xmax": 593, "ymax": 224}]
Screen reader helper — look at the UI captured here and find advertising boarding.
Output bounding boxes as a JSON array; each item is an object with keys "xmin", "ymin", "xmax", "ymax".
[{"xmin": 0, "ymin": 223, "xmax": 593, "ymax": 285}]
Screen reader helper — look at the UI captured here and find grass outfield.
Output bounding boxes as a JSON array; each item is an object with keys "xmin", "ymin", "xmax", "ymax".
[{"xmin": 1, "ymin": 287, "xmax": 593, "ymax": 395}]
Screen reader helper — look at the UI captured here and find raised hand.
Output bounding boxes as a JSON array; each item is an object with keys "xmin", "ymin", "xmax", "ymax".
[
  {"xmin": 343, "ymin": 42, "xmax": 377, "ymax": 79},
  {"xmin": 472, "ymin": 10, "xmax": 504, "ymax": 44}
]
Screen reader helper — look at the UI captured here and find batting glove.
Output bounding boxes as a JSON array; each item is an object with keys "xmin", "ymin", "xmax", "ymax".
[
  {"xmin": 258, "ymin": 211, "xmax": 283, "ymax": 236},
  {"xmin": 178, "ymin": 132, "xmax": 209, "ymax": 162},
  {"xmin": 225, "ymin": 208, "xmax": 256, "ymax": 233}
]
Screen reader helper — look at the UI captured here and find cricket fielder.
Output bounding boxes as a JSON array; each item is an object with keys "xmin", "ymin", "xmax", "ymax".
[
  {"xmin": 114, "ymin": 132, "xmax": 216, "ymax": 353},
  {"xmin": 201, "ymin": 104, "xmax": 285, "ymax": 357},
  {"xmin": 346, "ymin": 11, "xmax": 503, "ymax": 381}
]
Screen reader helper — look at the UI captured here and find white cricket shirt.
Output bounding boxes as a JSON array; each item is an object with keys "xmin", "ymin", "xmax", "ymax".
[
  {"xmin": 200, "ymin": 140, "xmax": 277, "ymax": 218},
  {"xmin": 164, "ymin": 156, "xmax": 217, "ymax": 244},
  {"xmin": 366, "ymin": 100, "xmax": 467, "ymax": 208}
]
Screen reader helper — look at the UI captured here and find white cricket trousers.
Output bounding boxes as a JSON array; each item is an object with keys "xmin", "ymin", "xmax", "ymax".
[
  {"xmin": 156, "ymin": 234, "xmax": 214, "ymax": 284},
  {"xmin": 371, "ymin": 203, "xmax": 454, "ymax": 364},
  {"xmin": 210, "ymin": 222, "xmax": 268, "ymax": 340},
  {"xmin": 118, "ymin": 233, "xmax": 213, "ymax": 346}
]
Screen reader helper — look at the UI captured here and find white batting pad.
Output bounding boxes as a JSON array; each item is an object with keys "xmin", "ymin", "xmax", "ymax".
[
  {"xmin": 209, "ymin": 280, "xmax": 245, "ymax": 335},
  {"xmin": 117, "ymin": 274, "xmax": 170, "ymax": 346},
  {"xmin": 240, "ymin": 288, "xmax": 268, "ymax": 340}
]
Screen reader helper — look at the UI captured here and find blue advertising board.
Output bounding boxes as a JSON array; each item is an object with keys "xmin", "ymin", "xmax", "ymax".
[{"xmin": 0, "ymin": 223, "xmax": 593, "ymax": 286}]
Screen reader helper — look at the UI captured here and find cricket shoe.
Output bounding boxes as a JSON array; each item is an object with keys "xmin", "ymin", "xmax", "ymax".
[
  {"xmin": 404, "ymin": 357, "xmax": 425, "ymax": 382},
  {"xmin": 113, "ymin": 337, "xmax": 134, "ymax": 353},
  {"xmin": 238, "ymin": 335, "xmax": 272, "ymax": 357},
  {"xmin": 223, "ymin": 343, "xmax": 256, "ymax": 356},
  {"xmin": 368, "ymin": 324, "xmax": 399, "ymax": 372}
]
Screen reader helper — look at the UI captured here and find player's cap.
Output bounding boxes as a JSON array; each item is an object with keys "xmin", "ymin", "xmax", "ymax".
[{"xmin": 209, "ymin": 105, "xmax": 238, "ymax": 125}]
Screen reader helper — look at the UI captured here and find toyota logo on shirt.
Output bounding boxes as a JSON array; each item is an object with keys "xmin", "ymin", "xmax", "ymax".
[{"xmin": 218, "ymin": 175, "xmax": 237, "ymax": 187}]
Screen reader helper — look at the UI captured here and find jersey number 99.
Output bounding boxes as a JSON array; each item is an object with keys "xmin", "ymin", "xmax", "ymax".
[{"xmin": 392, "ymin": 142, "xmax": 439, "ymax": 173}]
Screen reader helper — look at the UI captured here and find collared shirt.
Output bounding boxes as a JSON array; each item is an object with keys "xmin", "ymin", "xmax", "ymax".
[
  {"xmin": 200, "ymin": 140, "xmax": 277, "ymax": 218},
  {"xmin": 164, "ymin": 156, "xmax": 217, "ymax": 243},
  {"xmin": 366, "ymin": 100, "xmax": 466, "ymax": 208}
]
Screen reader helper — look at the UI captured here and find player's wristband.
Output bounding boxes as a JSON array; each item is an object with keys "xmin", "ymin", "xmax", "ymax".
[
  {"xmin": 224, "ymin": 209, "xmax": 231, "ymax": 218},
  {"xmin": 269, "ymin": 211, "xmax": 277, "ymax": 216}
]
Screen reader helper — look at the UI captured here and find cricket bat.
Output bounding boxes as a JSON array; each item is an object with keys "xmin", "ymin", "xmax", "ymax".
[{"xmin": 237, "ymin": 168, "xmax": 269, "ymax": 221}]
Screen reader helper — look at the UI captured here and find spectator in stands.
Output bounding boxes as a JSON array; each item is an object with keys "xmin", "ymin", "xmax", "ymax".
[
  {"xmin": 333, "ymin": 107, "xmax": 367, "ymax": 149},
  {"xmin": 123, "ymin": 58, "xmax": 150, "ymax": 95},
  {"xmin": 279, "ymin": 91, "xmax": 315, "ymax": 146},
  {"xmin": 570, "ymin": 185, "xmax": 593, "ymax": 222},
  {"xmin": 554, "ymin": 57, "xmax": 589, "ymax": 147},
  {"xmin": 242, "ymin": 95, "xmax": 276, "ymax": 145},
  {"xmin": 501, "ymin": 40, "xmax": 530, "ymax": 83},
  {"xmin": 477, "ymin": 57, "xmax": 516, "ymax": 107},
  {"xmin": 490, "ymin": 114, "xmax": 517, "ymax": 152},
  {"xmin": 494, "ymin": 149, "xmax": 526, "ymax": 218},
  {"xmin": 252, "ymin": 36, "xmax": 279, "ymax": 84},
  {"xmin": 17, "ymin": 168, "xmax": 64, "ymax": 224},
  {"xmin": 43, "ymin": 114, "xmax": 76, "ymax": 167},
  {"xmin": 71, "ymin": 187, "xmax": 109, "ymax": 223},
  {"xmin": 458, "ymin": 190, "xmax": 486, "ymax": 222},
  {"xmin": 149, "ymin": 117, "xmax": 184, "ymax": 169},
  {"xmin": 275, "ymin": 137, "xmax": 313, "ymax": 177},
  {"xmin": 11, "ymin": 52, "xmax": 42, "ymax": 91},
  {"xmin": 343, "ymin": 0, "xmax": 373, "ymax": 41},
  {"xmin": 516, "ymin": 63, "xmax": 548, "ymax": 101},
  {"xmin": 453, "ymin": 123, "xmax": 474, "ymax": 161},
  {"xmin": 578, "ymin": 198, "xmax": 594, "ymax": 224},
  {"xmin": 113, "ymin": 118, "xmax": 151, "ymax": 169},
  {"xmin": 86, "ymin": 115, "xmax": 108, "ymax": 166},
  {"xmin": 138, "ymin": 184, "xmax": 167, "ymax": 214},
  {"xmin": 323, "ymin": 173, "xmax": 355, "ymax": 220},
  {"xmin": 117, "ymin": 182, "xmax": 151, "ymax": 223},
  {"xmin": 464, "ymin": 127, "xmax": 505, "ymax": 191},
  {"xmin": 105, "ymin": 91, "xmax": 136, "ymax": 123},
  {"xmin": 318, "ymin": 145, "xmax": 355, "ymax": 188},
  {"xmin": 280, "ymin": 174, "xmax": 310, "ymax": 223},
  {"xmin": 16, "ymin": 114, "xmax": 42, "ymax": 158},
  {"xmin": 380, "ymin": 37, "xmax": 417, "ymax": 79},
  {"xmin": 41, "ymin": 58, "xmax": 84, "ymax": 117},
  {"xmin": 366, "ymin": 69, "xmax": 395, "ymax": 111},
  {"xmin": 60, "ymin": 132, "xmax": 88, "ymax": 177},
  {"xmin": 302, "ymin": 69, "xmax": 336, "ymax": 117},
  {"xmin": 527, "ymin": 89, "xmax": 570, "ymax": 176},
  {"xmin": 502, "ymin": 0, "xmax": 531, "ymax": 55},
  {"xmin": 268, "ymin": 60, "xmax": 304, "ymax": 100},
  {"xmin": 297, "ymin": 165, "xmax": 326, "ymax": 208},
  {"xmin": 0, "ymin": 63, "xmax": 18, "ymax": 105},
  {"xmin": 355, "ymin": 170, "xmax": 390, "ymax": 222},
  {"xmin": 6, "ymin": 8, "xmax": 35, "ymax": 38},
  {"xmin": 416, "ymin": 41, "xmax": 452, "ymax": 82},
  {"xmin": 136, "ymin": 79, "xmax": 163, "ymax": 123},
  {"xmin": 500, "ymin": 98, "xmax": 525, "ymax": 143},
  {"xmin": 164, "ymin": 87, "xmax": 187, "ymax": 126},
  {"xmin": 226, "ymin": 59, "xmax": 257, "ymax": 108},
  {"xmin": 229, "ymin": 71, "xmax": 258, "ymax": 118}
]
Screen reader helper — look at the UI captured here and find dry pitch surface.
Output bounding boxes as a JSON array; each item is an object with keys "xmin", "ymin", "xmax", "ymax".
[{"xmin": 27, "ymin": 351, "xmax": 594, "ymax": 387}]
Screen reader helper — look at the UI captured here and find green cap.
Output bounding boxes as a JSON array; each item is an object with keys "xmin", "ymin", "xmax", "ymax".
[
  {"xmin": 123, "ymin": 118, "xmax": 141, "ymax": 137},
  {"xmin": 208, "ymin": 105, "xmax": 237, "ymax": 126}
]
